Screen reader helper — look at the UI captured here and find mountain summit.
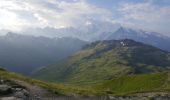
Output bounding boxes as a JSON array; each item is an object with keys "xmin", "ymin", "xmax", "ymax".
[{"xmin": 103, "ymin": 27, "xmax": 170, "ymax": 51}]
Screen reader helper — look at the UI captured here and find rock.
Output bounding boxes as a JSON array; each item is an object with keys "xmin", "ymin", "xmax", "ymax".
[
  {"xmin": 15, "ymin": 88, "xmax": 22, "ymax": 91},
  {"xmin": 0, "ymin": 85, "xmax": 12, "ymax": 95},
  {"xmin": 22, "ymin": 89, "xmax": 29, "ymax": 96},
  {"xmin": 13, "ymin": 89, "xmax": 30, "ymax": 99},
  {"xmin": 109, "ymin": 96, "xmax": 116, "ymax": 99},
  {"xmin": 0, "ymin": 79, "xmax": 4, "ymax": 84},
  {"xmin": 0, "ymin": 79, "xmax": 31, "ymax": 99},
  {"xmin": 13, "ymin": 91, "xmax": 27, "ymax": 98}
]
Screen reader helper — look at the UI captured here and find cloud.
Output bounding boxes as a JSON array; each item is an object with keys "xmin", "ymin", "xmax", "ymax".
[
  {"xmin": 0, "ymin": 0, "xmax": 170, "ymax": 35},
  {"xmin": 0, "ymin": 0, "xmax": 113, "ymax": 31},
  {"xmin": 118, "ymin": 2, "xmax": 170, "ymax": 22},
  {"xmin": 117, "ymin": 1, "xmax": 170, "ymax": 34}
]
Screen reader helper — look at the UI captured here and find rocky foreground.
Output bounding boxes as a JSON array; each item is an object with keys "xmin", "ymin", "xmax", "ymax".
[
  {"xmin": 1, "ymin": 78, "xmax": 170, "ymax": 100},
  {"xmin": 0, "ymin": 78, "xmax": 29, "ymax": 100}
]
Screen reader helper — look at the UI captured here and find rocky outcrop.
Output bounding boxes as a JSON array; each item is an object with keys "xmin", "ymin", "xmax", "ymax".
[
  {"xmin": 0, "ymin": 85, "xmax": 12, "ymax": 95},
  {"xmin": 0, "ymin": 78, "xmax": 29, "ymax": 99}
]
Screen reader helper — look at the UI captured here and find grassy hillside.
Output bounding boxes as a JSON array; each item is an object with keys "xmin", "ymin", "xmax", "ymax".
[
  {"xmin": 33, "ymin": 39, "xmax": 170, "ymax": 85},
  {"xmin": 0, "ymin": 68, "xmax": 97, "ymax": 96},
  {"xmin": 2, "ymin": 68, "xmax": 170, "ymax": 96},
  {"xmin": 95, "ymin": 72, "xmax": 170, "ymax": 95}
]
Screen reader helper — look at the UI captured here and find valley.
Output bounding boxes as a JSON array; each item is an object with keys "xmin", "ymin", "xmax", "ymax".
[
  {"xmin": 0, "ymin": 37, "xmax": 170, "ymax": 100},
  {"xmin": 1, "ymin": 36, "xmax": 170, "ymax": 99},
  {"xmin": 0, "ymin": 33, "xmax": 87, "ymax": 75}
]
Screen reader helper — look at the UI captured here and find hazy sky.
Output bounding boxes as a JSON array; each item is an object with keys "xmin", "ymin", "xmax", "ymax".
[{"xmin": 0, "ymin": 0, "xmax": 170, "ymax": 35}]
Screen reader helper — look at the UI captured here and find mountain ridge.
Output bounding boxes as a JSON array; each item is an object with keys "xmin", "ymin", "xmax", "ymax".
[
  {"xmin": 33, "ymin": 39, "xmax": 170, "ymax": 84},
  {"xmin": 21, "ymin": 25, "xmax": 170, "ymax": 51}
]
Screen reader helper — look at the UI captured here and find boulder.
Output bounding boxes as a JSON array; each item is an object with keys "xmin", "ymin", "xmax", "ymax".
[
  {"xmin": 0, "ymin": 79, "xmax": 4, "ymax": 84},
  {"xmin": 0, "ymin": 85, "xmax": 12, "ymax": 95}
]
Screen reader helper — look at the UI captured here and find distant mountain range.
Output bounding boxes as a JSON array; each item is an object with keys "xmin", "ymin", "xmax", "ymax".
[
  {"xmin": 22, "ymin": 23, "xmax": 170, "ymax": 52},
  {"xmin": 1, "ymin": 22, "xmax": 170, "ymax": 75},
  {"xmin": 33, "ymin": 39, "xmax": 170, "ymax": 85},
  {"xmin": 0, "ymin": 33, "xmax": 87, "ymax": 75}
]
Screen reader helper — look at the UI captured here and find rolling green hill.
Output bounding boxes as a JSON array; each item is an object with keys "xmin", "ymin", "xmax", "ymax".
[{"xmin": 33, "ymin": 39, "xmax": 170, "ymax": 85}]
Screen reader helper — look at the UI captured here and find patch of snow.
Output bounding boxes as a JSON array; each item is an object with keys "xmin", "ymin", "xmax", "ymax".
[{"xmin": 120, "ymin": 41, "xmax": 126, "ymax": 46}]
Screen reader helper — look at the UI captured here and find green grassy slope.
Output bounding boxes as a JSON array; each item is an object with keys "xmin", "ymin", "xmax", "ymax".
[
  {"xmin": 33, "ymin": 39, "xmax": 170, "ymax": 85},
  {"xmin": 2, "ymin": 68, "xmax": 170, "ymax": 96},
  {"xmin": 0, "ymin": 68, "xmax": 97, "ymax": 96},
  {"xmin": 95, "ymin": 72, "xmax": 170, "ymax": 95}
]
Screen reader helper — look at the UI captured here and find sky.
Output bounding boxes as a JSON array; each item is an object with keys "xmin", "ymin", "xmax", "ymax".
[{"xmin": 0, "ymin": 0, "xmax": 170, "ymax": 35}]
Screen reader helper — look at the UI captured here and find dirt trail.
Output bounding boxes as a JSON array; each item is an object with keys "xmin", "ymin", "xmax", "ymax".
[
  {"xmin": 11, "ymin": 79, "xmax": 60, "ymax": 100},
  {"xmin": 9, "ymin": 80, "xmax": 113, "ymax": 100},
  {"xmin": 10, "ymin": 79, "xmax": 95, "ymax": 100}
]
